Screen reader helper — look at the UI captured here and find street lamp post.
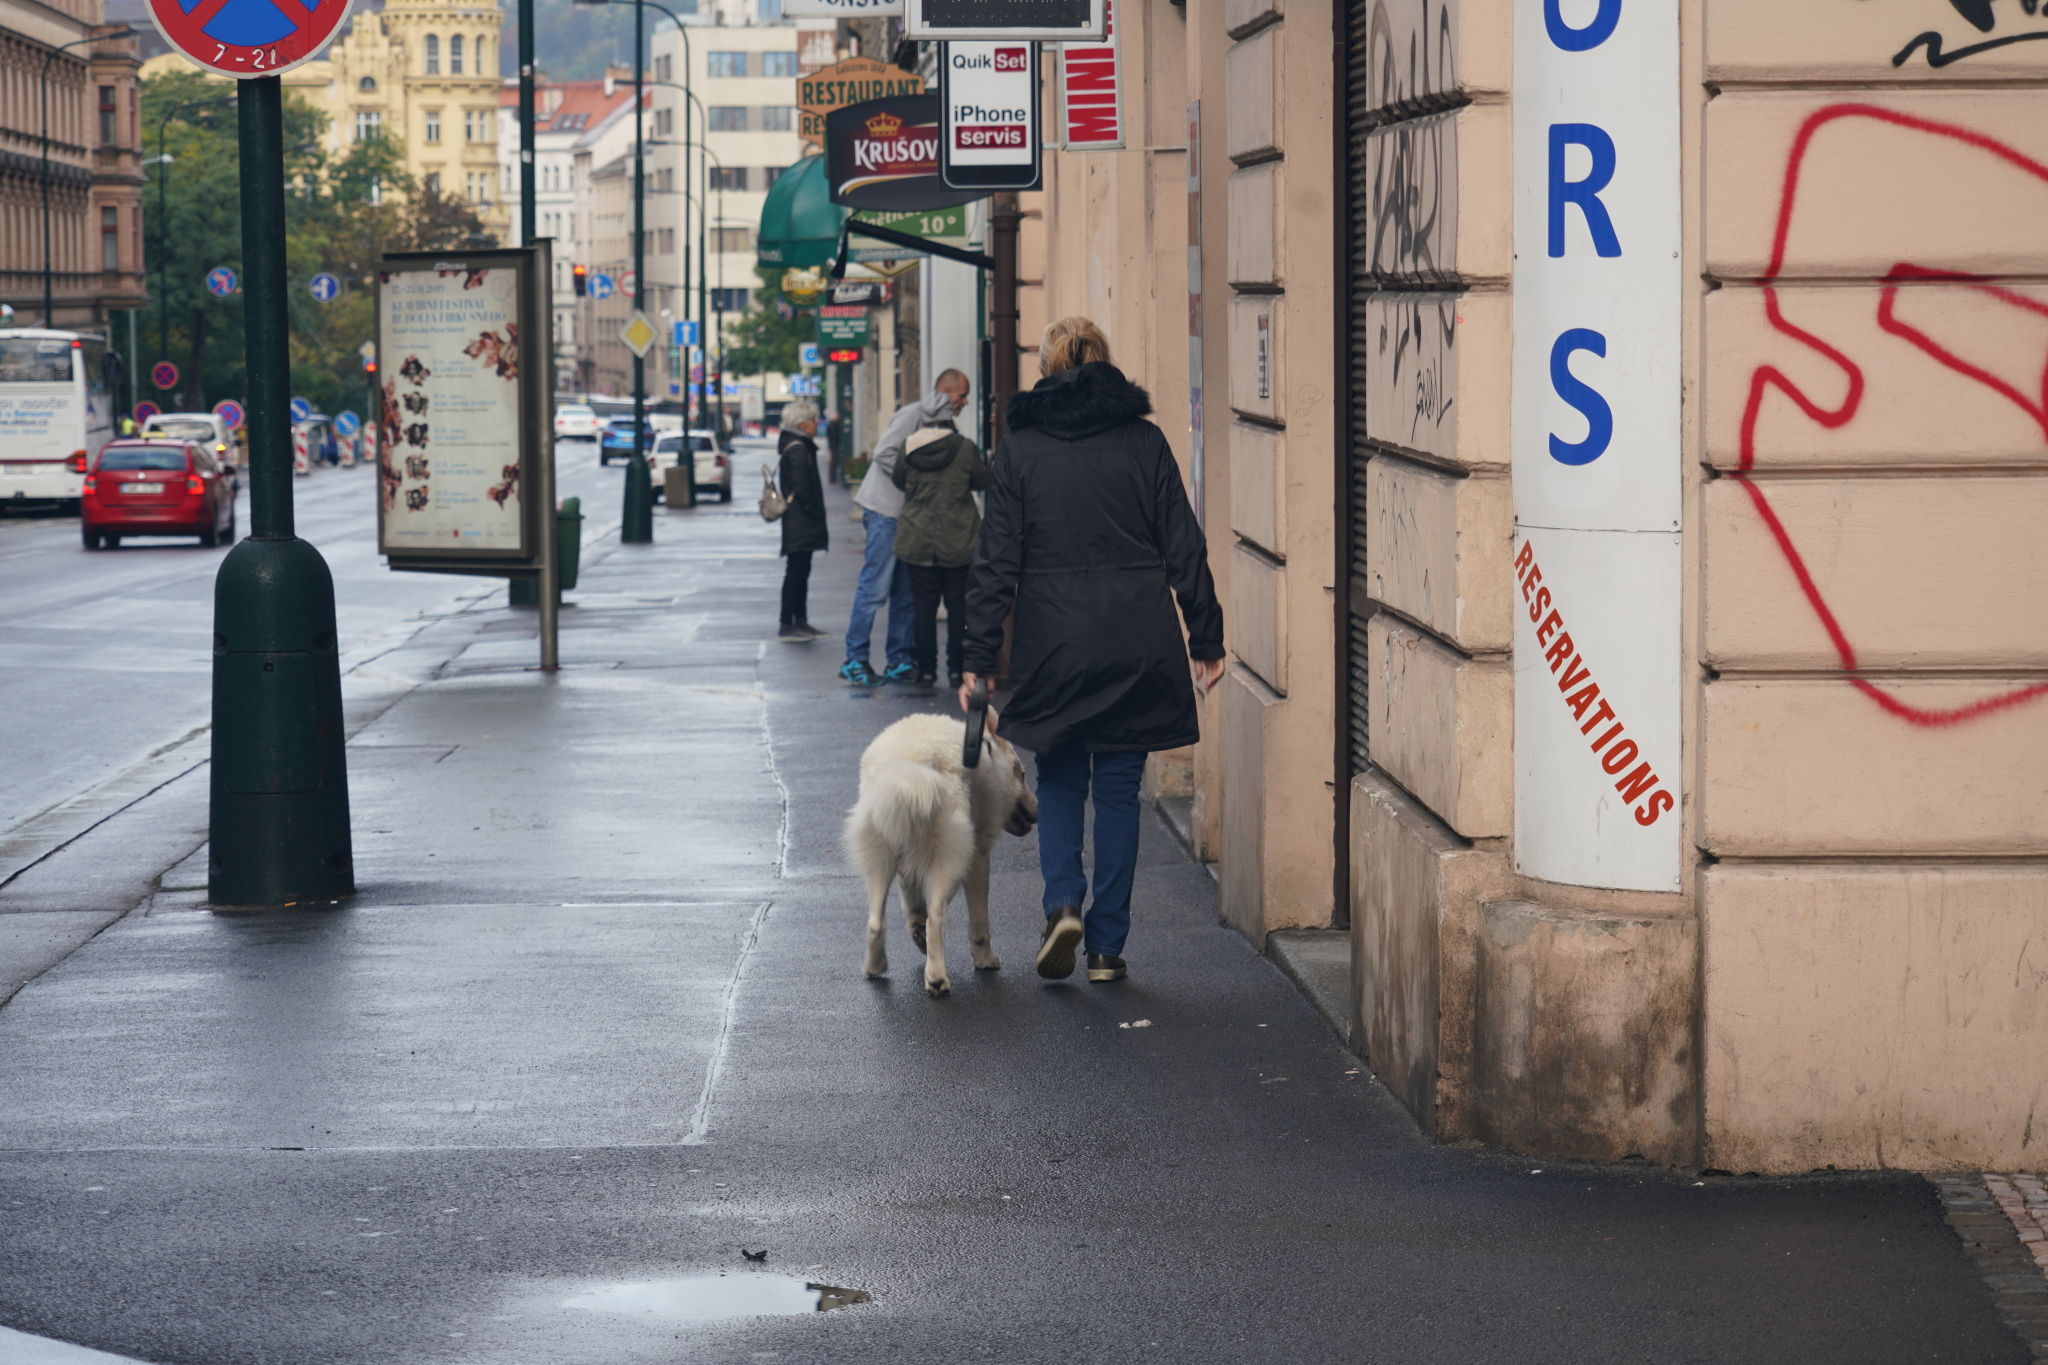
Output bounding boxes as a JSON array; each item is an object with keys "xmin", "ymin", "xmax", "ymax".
[
  {"xmin": 40, "ymin": 31, "xmax": 119, "ymax": 328},
  {"xmin": 151, "ymin": 95, "xmax": 234, "ymax": 388}
]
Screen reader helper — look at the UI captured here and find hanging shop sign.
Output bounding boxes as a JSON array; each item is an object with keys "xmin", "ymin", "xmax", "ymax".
[
  {"xmin": 846, "ymin": 205, "xmax": 972, "ymax": 263},
  {"xmin": 1057, "ymin": 0, "xmax": 1122, "ymax": 151},
  {"xmin": 783, "ymin": 0, "xmax": 901, "ymax": 15},
  {"xmin": 1510, "ymin": 0, "xmax": 1682, "ymax": 893},
  {"xmin": 817, "ymin": 305, "xmax": 872, "ymax": 346},
  {"xmin": 940, "ymin": 42, "xmax": 1042, "ymax": 191},
  {"xmin": 828, "ymin": 279, "xmax": 892, "ymax": 306},
  {"xmin": 905, "ymin": 0, "xmax": 1104, "ymax": 42},
  {"xmin": 799, "ymin": 57, "xmax": 926, "ymax": 148},
  {"xmin": 826, "ymin": 96, "xmax": 985, "ymax": 211},
  {"xmin": 375, "ymin": 249, "xmax": 546, "ymax": 562},
  {"xmin": 146, "ymin": 0, "xmax": 352, "ymax": 78}
]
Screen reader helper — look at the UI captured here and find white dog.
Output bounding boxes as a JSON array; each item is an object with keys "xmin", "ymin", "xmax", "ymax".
[{"xmin": 845, "ymin": 712, "xmax": 1038, "ymax": 997}]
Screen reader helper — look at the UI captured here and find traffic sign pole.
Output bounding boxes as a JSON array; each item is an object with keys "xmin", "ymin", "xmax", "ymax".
[{"xmin": 208, "ymin": 75, "xmax": 353, "ymax": 910}]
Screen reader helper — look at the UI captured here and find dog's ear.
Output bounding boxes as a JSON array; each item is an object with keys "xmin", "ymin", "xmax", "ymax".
[{"xmin": 985, "ymin": 707, "xmax": 999, "ymax": 736}]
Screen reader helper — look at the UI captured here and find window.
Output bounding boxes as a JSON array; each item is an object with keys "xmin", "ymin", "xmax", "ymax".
[
  {"xmin": 758, "ymin": 0, "xmax": 782, "ymax": 20},
  {"xmin": 359, "ymin": 76, "xmax": 376, "ymax": 92},
  {"xmin": 707, "ymin": 52, "xmax": 746, "ymax": 78},
  {"xmin": 467, "ymin": 171, "xmax": 488, "ymax": 204},
  {"xmin": 761, "ymin": 52, "xmax": 797, "ymax": 78},
  {"xmin": 98, "ymin": 86, "xmax": 116, "ymax": 145},
  {"xmin": 710, "ymin": 166, "xmax": 747, "ymax": 191},
  {"xmin": 658, "ymin": 227, "xmax": 675, "ymax": 254},
  {"xmin": 655, "ymin": 107, "xmax": 673, "ymax": 136},
  {"xmin": 425, "ymin": 172, "xmax": 442, "ymax": 196},
  {"xmin": 450, "ymin": 34, "xmax": 464, "ymax": 75},
  {"xmin": 712, "ymin": 226, "xmax": 753, "ymax": 253},
  {"xmin": 760, "ymin": 106, "xmax": 794, "ymax": 132},
  {"xmin": 712, "ymin": 287, "xmax": 750, "ymax": 312},
  {"xmin": 475, "ymin": 35, "xmax": 488, "ymax": 70},
  {"xmin": 369, "ymin": 176, "xmax": 382, "ymax": 205},
  {"xmin": 425, "ymin": 110, "xmax": 441, "ymax": 142},
  {"xmin": 424, "ymin": 34, "xmax": 440, "ymax": 74},
  {"xmin": 654, "ymin": 55, "xmax": 671, "ymax": 83},
  {"xmin": 761, "ymin": 165, "xmax": 787, "ymax": 188},
  {"xmin": 656, "ymin": 167, "xmax": 674, "ymax": 193},
  {"xmin": 709, "ymin": 106, "xmax": 748, "ymax": 132},
  {"xmin": 355, "ymin": 109, "xmax": 381, "ymax": 141},
  {"xmin": 101, "ymin": 207, "xmax": 119, "ymax": 269},
  {"xmin": 465, "ymin": 109, "xmax": 486, "ymax": 141}
]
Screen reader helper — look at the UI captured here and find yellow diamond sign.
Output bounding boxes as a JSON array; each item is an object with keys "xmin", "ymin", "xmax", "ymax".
[{"xmin": 619, "ymin": 311, "xmax": 658, "ymax": 359}]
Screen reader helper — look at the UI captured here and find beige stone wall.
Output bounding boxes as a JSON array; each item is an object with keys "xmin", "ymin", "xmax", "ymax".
[{"xmin": 1697, "ymin": 0, "xmax": 2048, "ymax": 1173}]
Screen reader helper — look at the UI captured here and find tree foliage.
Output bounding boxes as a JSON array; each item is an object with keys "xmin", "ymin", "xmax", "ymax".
[
  {"xmin": 139, "ymin": 70, "xmax": 496, "ymax": 420},
  {"xmin": 721, "ymin": 265, "xmax": 812, "ymax": 380}
]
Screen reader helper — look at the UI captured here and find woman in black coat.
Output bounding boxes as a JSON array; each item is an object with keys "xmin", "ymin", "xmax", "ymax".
[
  {"xmin": 960, "ymin": 318, "xmax": 1224, "ymax": 984},
  {"xmin": 776, "ymin": 401, "xmax": 829, "ymax": 641}
]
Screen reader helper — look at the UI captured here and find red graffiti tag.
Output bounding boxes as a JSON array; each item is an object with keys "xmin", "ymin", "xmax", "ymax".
[{"xmin": 1737, "ymin": 103, "xmax": 2048, "ymax": 727}]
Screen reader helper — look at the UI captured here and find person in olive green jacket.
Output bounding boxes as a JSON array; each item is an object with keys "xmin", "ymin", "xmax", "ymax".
[{"xmin": 892, "ymin": 391, "xmax": 991, "ymax": 688}]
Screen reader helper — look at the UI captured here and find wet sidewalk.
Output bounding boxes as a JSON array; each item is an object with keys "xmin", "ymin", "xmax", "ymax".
[{"xmin": 0, "ymin": 460, "xmax": 2035, "ymax": 1364}]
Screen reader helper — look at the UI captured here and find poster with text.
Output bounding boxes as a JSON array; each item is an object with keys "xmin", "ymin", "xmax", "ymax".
[{"xmin": 376, "ymin": 262, "xmax": 529, "ymax": 558}]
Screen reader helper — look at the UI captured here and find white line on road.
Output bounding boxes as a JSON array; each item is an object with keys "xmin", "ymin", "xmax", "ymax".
[
  {"xmin": 680, "ymin": 899, "xmax": 771, "ymax": 1148},
  {"xmin": 0, "ymin": 1325, "xmax": 157, "ymax": 1364}
]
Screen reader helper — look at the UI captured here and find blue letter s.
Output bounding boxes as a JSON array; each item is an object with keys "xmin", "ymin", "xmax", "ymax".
[
  {"xmin": 1545, "ymin": 0, "xmax": 1622, "ymax": 51},
  {"xmin": 1548, "ymin": 329, "xmax": 1613, "ymax": 466},
  {"xmin": 1548, "ymin": 124, "xmax": 1621, "ymax": 257}
]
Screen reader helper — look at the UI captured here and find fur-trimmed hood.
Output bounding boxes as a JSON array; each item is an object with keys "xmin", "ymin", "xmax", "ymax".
[{"xmin": 1005, "ymin": 362, "xmax": 1153, "ymax": 441}]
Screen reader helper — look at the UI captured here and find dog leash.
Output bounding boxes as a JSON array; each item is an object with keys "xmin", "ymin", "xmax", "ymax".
[{"xmin": 961, "ymin": 677, "xmax": 989, "ymax": 769}]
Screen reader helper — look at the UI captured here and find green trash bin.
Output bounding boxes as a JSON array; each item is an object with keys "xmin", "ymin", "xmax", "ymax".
[{"xmin": 510, "ymin": 497, "xmax": 583, "ymax": 605}]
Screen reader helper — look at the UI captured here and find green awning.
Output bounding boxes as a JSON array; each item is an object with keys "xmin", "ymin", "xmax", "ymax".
[{"xmin": 757, "ymin": 155, "xmax": 847, "ymax": 269}]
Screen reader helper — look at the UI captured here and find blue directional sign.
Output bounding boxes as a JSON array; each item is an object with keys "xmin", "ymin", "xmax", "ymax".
[
  {"xmin": 310, "ymin": 272, "xmax": 340, "ymax": 302},
  {"xmin": 334, "ymin": 410, "xmax": 360, "ymax": 436},
  {"xmin": 678, "ymin": 319, "xmax": 700, "ymax": 347},
  {"xmin": 590, "ymin": 273, "xmax": 615, "ymax": 301},
  {"xmin": 798, "ymin": 343, "xmax": 821, "ymax": 368},
  {"xmin": 206, "ymin": 266, "xmax": 238, "ymax": 297},
  {"xmin": 289, "ymin": 395, "xmax": 312, "ymax": 423}
]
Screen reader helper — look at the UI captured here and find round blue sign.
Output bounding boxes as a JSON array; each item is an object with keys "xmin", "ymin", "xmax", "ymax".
[
  {"xmin": 590, "ymin": 272, "xmax": 615, "ymax": 301},
  {"xmin": 289, "ymin": 396, "xmax": 312, "ymax": 423},
  {"xmin": 206, "ymin": 266, "xmax": 238, "ymax": 298},
  {"xmin": 310, "ymin": 273, "xmax": 340, "ymax": 302},
  {"xmin": 334, "ymin": 410, "xmax": 360, "ymax": 436}
]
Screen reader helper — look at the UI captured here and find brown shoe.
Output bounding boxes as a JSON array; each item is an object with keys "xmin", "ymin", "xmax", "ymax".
[
  {"xmin": 1086, "ymin": 954, "xmax": 1127, "ymax": 983},
  {"xmin": 1035, "ymin": 911, "xmax": 1084, "ymax": 979}
]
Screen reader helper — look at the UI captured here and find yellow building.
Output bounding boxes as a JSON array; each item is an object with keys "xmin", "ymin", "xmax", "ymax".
[{"xmin": 140, "ymin": 0, "xmax": 508, "ymax": 241}]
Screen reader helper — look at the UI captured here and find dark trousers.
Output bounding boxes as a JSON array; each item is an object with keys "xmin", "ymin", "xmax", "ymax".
[
  {"xmin": 905, "ymin": 562, "xmax": 968, "ymax": 679},
  {"xmin": 780, "ymin": 551, "xmax": 813, "ymax": 625},
  {"xmin": 1035, "ymin": 745, "xmax": 1148, "ymax": 958}
]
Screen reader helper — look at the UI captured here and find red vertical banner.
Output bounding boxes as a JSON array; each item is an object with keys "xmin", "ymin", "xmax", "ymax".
[{"xmin": 1058, "ymin": 0, "xmax": 1123, "ymax": 151}]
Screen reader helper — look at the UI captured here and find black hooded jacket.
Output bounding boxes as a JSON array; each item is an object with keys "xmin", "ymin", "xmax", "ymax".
[
  {"xmin": 777, "ymin": 426, "xmax": 828, "ymax": 556},
  {"xmin": 963, "ymin": 362, "xmax": 1224, "ymax": 755}
]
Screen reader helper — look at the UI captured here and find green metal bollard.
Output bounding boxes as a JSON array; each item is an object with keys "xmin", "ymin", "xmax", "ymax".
[
  {"xmin": 208, "ymin": 77, "xmax": 353, "ymax": 908},
  {"xmin": 510, "ymin": 497, "xmax": 582, "ymax": 605},
  {"xmin": 620, "ymin": 436, "xmax": 654, "ymax": 543}
]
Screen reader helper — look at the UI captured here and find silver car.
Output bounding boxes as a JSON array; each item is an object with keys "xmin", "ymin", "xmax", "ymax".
[{"xmin": 650, "ymin": 430, "xmax": 732, "ymax": 503}]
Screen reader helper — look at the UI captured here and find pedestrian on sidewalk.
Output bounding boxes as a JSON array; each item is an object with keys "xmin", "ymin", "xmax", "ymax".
[
  {"xmin": 839, "ymin": 369, "xmax": 972, "ymax": 687},
  {"xmin": 776, "ymin": 401, "xmax": 828, "ymax": 643},
  {"xmin": 893, "ymin": 390, "xmax": 990, "ymax": 689},
  {"xmin": 960, "ymin": 317, "xmax": 1225, "ymax": 985}
]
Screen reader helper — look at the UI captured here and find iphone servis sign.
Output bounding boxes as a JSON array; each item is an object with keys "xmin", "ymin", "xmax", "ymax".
[
  {"xmin": 939, "ymin": 41, "xmax": 1041, "ymax": 190},
  {"xmin": 1511, "ymin": 0, "xmax": 1682, "ymax": 893}
]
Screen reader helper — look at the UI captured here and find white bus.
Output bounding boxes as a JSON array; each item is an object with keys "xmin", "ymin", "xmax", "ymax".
[{"xmin": 0, "ymin": 329, "xmax": 116, "ymax": 511}]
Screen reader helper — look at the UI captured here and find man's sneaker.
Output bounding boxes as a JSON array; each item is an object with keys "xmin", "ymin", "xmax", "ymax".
[
  {"xmin": 776, "ymin": 623, "xmax": 810, "ymax": 643},
  {"xmin": 1086, "ymin": 954, "xmax": 1127, "ymax": 983},
  {"xmin": 906, "ymin": 670, "xmax": 938, "ymax": 689},
  {"xmin": 882, "ymin": 662, "xmax": 919, "ymax": 684},
  {"xmin": 793, "ymin": 620, "xmax": 826, "ymax": 640},
  {"xmin": 1035, "ymin": 911, "xmax": 1084, "ymax": 980},
  {"xmin": 839, "ymin": 659, "xmax": 884, "ymax": 686}
]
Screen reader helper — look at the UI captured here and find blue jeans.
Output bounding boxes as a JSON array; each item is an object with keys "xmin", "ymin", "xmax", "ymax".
[
  {"xmin": 844, "ymin": 509, "xmax": 915, "ymax": 669},
  {"xmin": 1035, "ymin": 746, "xmax": 1149, "ymax": 959}
]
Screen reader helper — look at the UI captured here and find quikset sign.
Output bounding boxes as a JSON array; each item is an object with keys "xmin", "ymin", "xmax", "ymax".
[{"xmin": 940, "ymin": 41, "xmax": 1041, "ymax": 190}]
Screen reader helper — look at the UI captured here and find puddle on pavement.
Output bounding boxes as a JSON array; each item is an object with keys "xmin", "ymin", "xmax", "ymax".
[{"xmin": 564, "ymin": 1274, "xmax": 872, "ymax": 1321}]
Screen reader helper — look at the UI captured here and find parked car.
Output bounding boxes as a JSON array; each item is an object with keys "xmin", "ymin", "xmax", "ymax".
[
  {"xmin": 140, "ymin": 411, "xmax": 238, "ymax": 481},
  {"xmin": 650, "ymin": 429, "xmax": 732, "ymax": 503},
  {"xmin": 555, "ymin": 403, "xmax": 601, "ymax": 441},
  {"xmin": 598, "ymin": 417, "xmax": 655, "ymax": 465},
  {"xmin": 81, "ymin": 439, "xmax": 235, "ymax": 549}
]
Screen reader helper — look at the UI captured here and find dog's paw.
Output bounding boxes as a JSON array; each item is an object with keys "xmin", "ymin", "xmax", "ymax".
[
  {"xmin": 973, "ymin": 952, "xmax": 1001, "ymax": 972},
  {"xmin": 863, "ymin": 953, "xmax": 888, "ymax": 978},
  {"xmin": 924, "ymin": 975, "xmax": 950, "ymax": 997}
]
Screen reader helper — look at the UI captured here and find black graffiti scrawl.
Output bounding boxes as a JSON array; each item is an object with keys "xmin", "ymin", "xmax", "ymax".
[{"xmin": 1886, "ymin": 0, "xmax": 2048, "ymax": 68}]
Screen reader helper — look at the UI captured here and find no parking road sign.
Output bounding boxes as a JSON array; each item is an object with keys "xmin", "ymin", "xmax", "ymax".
[
  {"xmin": 310, "ymin": 272, "xmax": 340, "ymax": 302},
  {"xmin": 213, "ymin": 399, "xmax": 245, "ymax": 429},
  {"xmin": 206, "ymin": 266, "xmax": 238, "ymax": 297},
  {"xmin": 151, "ymin": 360, "xmax": 179, "ymax": 391},
  {"xmin": 145, "ymin": 0, "xmax": 354, "ymax": 79},
  {"xmin": 133, "ymin": 400, "xmax": 161, "ymax": 423}
]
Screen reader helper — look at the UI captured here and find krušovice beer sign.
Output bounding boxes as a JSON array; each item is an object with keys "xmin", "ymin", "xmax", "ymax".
[{"xmin": 825, "ymin": 95, "xmax": 983, "ymax": 210}]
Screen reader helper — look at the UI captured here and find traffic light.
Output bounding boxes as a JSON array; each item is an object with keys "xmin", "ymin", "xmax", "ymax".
[{"xmin": 573, "ymin": 264, "xmax": 588, "ymax": 297}]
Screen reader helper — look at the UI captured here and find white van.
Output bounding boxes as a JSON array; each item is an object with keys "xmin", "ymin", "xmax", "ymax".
[{"xmin": 142, "ymin": 411, "xmax": 239, "ymax": 479}]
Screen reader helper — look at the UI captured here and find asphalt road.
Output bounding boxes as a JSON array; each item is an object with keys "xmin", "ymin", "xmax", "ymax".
[{"xmin": 0, "ymin": 451, "xmax": 2031, "ymax": 1364}]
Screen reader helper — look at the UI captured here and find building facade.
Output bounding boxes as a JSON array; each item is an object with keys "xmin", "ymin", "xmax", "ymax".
[
  {"xmin": 1030, "ymin": 0, "xmax": 2048, "ymax": 1172},
  {"xmin": 0, "ymin": 0, "xmax": 146, "ymax": 332},
  {"xmin": 141, "ymin": 0, "xmax": 510, "ymax": 241}
]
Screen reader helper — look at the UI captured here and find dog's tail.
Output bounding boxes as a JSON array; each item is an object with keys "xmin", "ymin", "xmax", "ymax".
[{"xmin": 859, "ymin": 760, "xmax": 955, "ymax": 850}]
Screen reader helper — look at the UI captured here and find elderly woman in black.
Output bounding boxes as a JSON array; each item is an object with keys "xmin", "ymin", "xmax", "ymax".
[
  {"xmin": 959, "ymin": 318, "xmax": 1225, "ymax": 984},
  {"xmin": 775, "ymin": 400, "xmax": 828, "ymax": 642}
]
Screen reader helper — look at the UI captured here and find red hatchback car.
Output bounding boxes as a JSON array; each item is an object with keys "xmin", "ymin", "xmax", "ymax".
[{"xmin": 81, "ymin": 439, "xmax": 237, "ymax": 549}]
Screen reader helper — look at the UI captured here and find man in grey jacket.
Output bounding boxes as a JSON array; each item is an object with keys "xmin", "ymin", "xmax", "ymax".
[{"xmin": 839, "ymin": 368, "xmax": 971, "ymax": 686}]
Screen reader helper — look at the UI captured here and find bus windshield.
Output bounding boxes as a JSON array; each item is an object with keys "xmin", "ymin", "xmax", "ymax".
[{"xmin": 0, "ymin": 338, "xmax": 73, "ymax": 384}]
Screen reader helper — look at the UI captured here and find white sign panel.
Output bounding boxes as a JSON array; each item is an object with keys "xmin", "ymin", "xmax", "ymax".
[
  {"xmin": 940, "ymin": 41, "xmax": 1040, "ymax": 189},
  {"xmin": 377, "ymin": 264, "xmax": 529, "ymax": 556},
  {"xmin": 1511, "ymin": 0, "xmax": 1681, "ymax": 892},
  {"xmin": 1057, "ymin": 0, "xmax": 1121, "ymax": 151},
  {"xmin": 905, "ymin": 0, "xmax": 1104, "ymax": 42},
  {"xmin": 781, "ymin": 0, "xmax": 901, "ymax": 14}
]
